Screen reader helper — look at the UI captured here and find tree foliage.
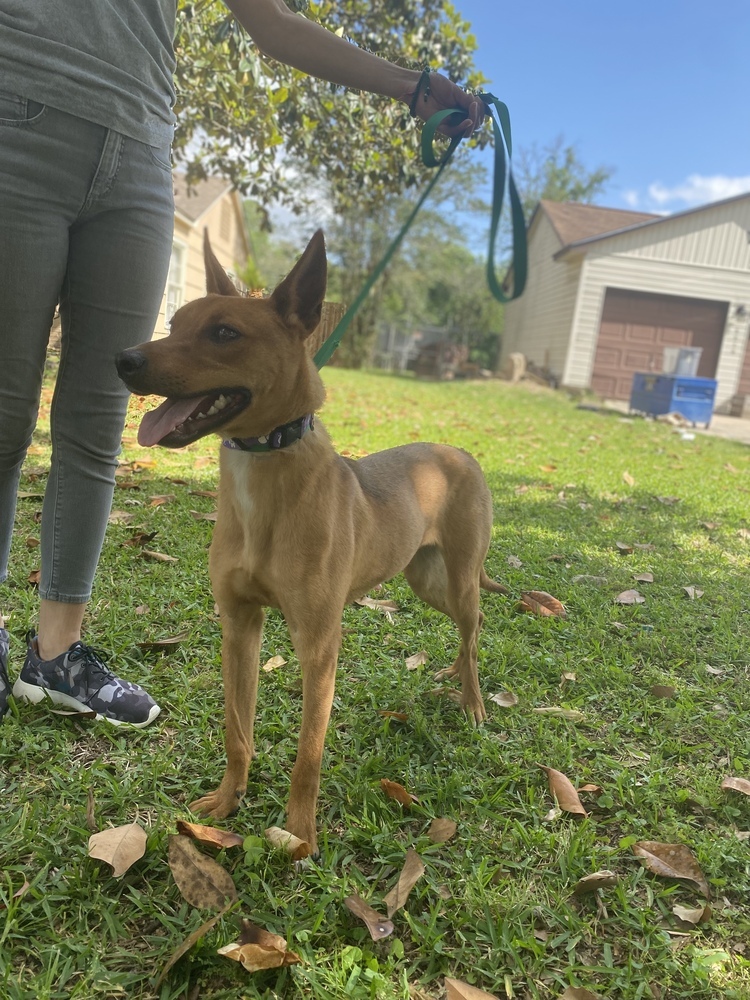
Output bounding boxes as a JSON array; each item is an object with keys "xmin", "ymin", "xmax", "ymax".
[
  {"xmin": 173, "ymin": 0, "xmax": 489, "ymax": 213},
  {"xmin": 514, "ymin": 135, "xmax": 614, "ymax": 220}
]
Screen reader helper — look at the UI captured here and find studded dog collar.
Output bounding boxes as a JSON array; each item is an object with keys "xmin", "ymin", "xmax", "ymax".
[{"xmin": 222, "ymin": 413, "xmax": 315, "ymax": 453}]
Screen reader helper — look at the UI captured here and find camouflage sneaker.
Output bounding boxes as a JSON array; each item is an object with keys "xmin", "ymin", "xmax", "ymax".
[
  {"xmin": 0, "ymin": 628, "xmax": 9, "ymax": 722},
  {"xmin": 13, "ymin": 633, "xmax": 160, "ymax": 728}
]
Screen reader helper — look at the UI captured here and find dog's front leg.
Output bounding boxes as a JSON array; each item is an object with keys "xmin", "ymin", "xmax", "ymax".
[
  {"xmin": 285, "ymin": 618, "xmax": 342, "ymax": 855},
  {"xmin": 190, "ymin": 602, "xmax": 265, "ymax": 819}
]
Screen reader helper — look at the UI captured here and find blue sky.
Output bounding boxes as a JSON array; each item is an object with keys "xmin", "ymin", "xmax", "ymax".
[{"xmin": 456, "ymin": 0, "xmax": 750, "ymax": 213}]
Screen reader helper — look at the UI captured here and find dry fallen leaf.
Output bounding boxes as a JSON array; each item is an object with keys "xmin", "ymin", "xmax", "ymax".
[
  {"xmin": 218, "ymin": 919, "xmax": 301, "ymax": 972},
  {"xmin": 614, "ymin": 589, "xmax": 645, "ymax": 604},
  {"xmin": 518, "ymin": 590, "xmax": 567, "ymax": 618},
  {"xmin": 632, "ymin": 841, "xmax": 710, "ymax": 898},
  {"xmin": 615, "ymin": 541, "xmax": 634, "ymax": 554},
  {"xmin": 405, "ymin": 650, "xmax": 428, "ymax": 670},
  {"xmin": 168, "ymin": 834, "xmax": 238, "ymax": 909},
  {"xmin": 683, "ymin": 585, "xmax": 704, "ymax": 600},
  {"xmin": 27, "ymin": 569, "xmax": 41, "ymax": 586},
  {"xmin": 656, "ymin": 495, "xmax": 681, "ymax": 505},
  {"xmin": 427, "ymin": 818, "xmax": 457, "ymax": 844},
  {"xmin": 343, "ymin": 894, "xmax": 394, "ymax": 941},
  {"xmin": 721, "ymin": 776, "xmax": 750, "ymax": 797},
  {"xmin": 0, "ymin": 881, "xmax": 30, "ymax": 910},
  {"xmin": 633, "ymin": 573, "xmax": 654, "ymax": 583},
  {"xmin": 507, "ymin": 554, "xmax": 523, "ymax": 568},
  {"xmin": 561, "ymin": 672, "xmax": 576, "ymax": 684},
  {"xmin": 384, "ymin": 849, "xmax": 426, "ymax": 917},
  {"xmin": 356, "ymin": 596, "xmax": 399, "ymax": 613},
  {"xmin": 264, "ymin": 826, "xmax": 312, "ymax": 862},
  {"xmin": 380, "ymin": 778, "xmax": 419, "ymax": 807},
  {"xmin": 378, "ymin": 710, "xmax": 409, "ymax": 721},
  {"xmin": 141, "ymin": 549, "xmax": 179, "ymax": 563},
  {"xmin": 189, "ymin": 510, "xmax": 218, "ymax": 522},
  {"xmin": 107, "ymin": 510, "xmax": 134, "ymax": 524},
  {"xmin": 86, "ymin": 788, "xmax": 96, "ymax": 832},
  {"xmin": 88, "ymin": 822, "xmax": 147, "ymax": 878},
  {"xmin": 673, "ymin": 903, "xmax": 712, "ymax": 926},
  {"xmin": 579, "ymin": 783, "xmax": 603, "ymax": 794},
  {"xmin": 533, "ymin": 707, "xmax": 585, "ymax": 722},
  {"xmin": 622, "ymin": 471, "xmax": 635, "ymax": 487},
  {"xmin": 537, "ymin": 765, "xmax": 587, "ymax": 817},
  {"xmin": 650, "ymin": 684, "xmax": 676, "ymax": 699},
  {"xmin": 262, "ymin": 654, "xmax": 287, "ymax": 672},
  {"xmin": 490, "ymin": 691, "xmax": 519, "ymax": 708},
  {"xmin": 137, "ymin": 630, "xmax": 189, "ymax": 650},
  {"xmin": 149, "ymin": 494, "xmax": 175, "ymax": 507},
  {"xmin": 559, "ymin": 990, "xmax": 600, "ymax": 1000},
  {"xmin": 176, "ymin": 821, "xmax": 244, "ymax": 850},
  {"xmin": 572, "ymin": 870, "xmax": 619, "ymax": 895},
  {"xmin": 445, "ymin": 979, "xmax": 500, "ymax": 1000},
  {"xmin": 189, "ymin": 489, "xmax": 219, "ymax": 499},
  {"xmin": 155, "ymin": 901, "xmax": 234, "ymax": 988}
]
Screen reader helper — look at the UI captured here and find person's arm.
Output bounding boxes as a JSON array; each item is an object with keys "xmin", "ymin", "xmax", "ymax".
[{"xmin": 222, "ymin": 0, "xmax": 485, "ymax": 137}]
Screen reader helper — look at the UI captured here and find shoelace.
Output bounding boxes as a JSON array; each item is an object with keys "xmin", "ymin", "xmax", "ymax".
[{"xmin": 67, "ymin": 642, "xmax": 115, "ymax": 695}]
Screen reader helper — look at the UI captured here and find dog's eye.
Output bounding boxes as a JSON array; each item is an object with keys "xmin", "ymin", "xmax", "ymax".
[{"xmin": 210, "ymin": 325, "xmax": 241, "ymax": 344}]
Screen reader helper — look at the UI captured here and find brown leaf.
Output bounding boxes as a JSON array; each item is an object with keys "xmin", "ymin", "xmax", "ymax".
[
  {"xmin": 380, "ymin": 778, "xmax": 418, "ymax": 807},
  {"xmin": 262, "ymin": 654, "xmax": 287, "ymax": 672},
  {"xmin": 656, "ymin": 495, "xmax": 681, "ymax": 505},
  {"xmin": 561, "ymin": 672, "xmax": 577, "ymax": 684},
  {"xmin": 176, "ymin": 820, "xmax": 244, "ymax": 850},
  {"xmin": 122, "ymin": 530, "xmax": 158, "ymax": 548},
  {"xmin": 427, "ymin": 818, "xmax": 457, "ymax": 844},
  {"xmin": 134, "ymin": 604, "xmax": 149, "ymax": 615},
  {"xmin": 189, "ymin": 510, "xmax": 218, "ymax": 522},
  {"xmin": 614, "ymin": 589, "xmax": 645, "ymax": 604},
  {"xmin": 218, "ymin": 919, "xmax": 301, "ymax": 971},
  {"xmin": 632, "ymin": 841, "xmax": 710, "ymax": 897},
  {"xmin": 0, "ymin": 880, "xmax": 30, "ymax": 910},
  {"xmin": 579, "ymin": 783, "xmax": 603, "ymax": 794},
  {"xmin": 141, "ymin": 549, "xmax": 179, "ymax": 563},
  {"xmin": 155, "ymin": 901, "xmax": 234, "ymax": 988},
  {"xmin": 700, "ymin": 521, "xmax": 720, "ymax": 530},
  {"xmin": 405, "ymin": 650, "xmax": 428, "ymax": 670},
  {"xmin": 559, "ymin": 990, "xmax": 601, "ymax": 1000},
  {"xmin": 264, "ymin": 826, "xmax": 312, "ymax": 862},
  {"xmin": 683, "ymin": 585, "xmax": 704, "ymax": 600},
  {"xmin": 572, "ymin": 870, "xmax": 619, "ymax": 895},
  {"xmin": 633, "ymin": 572, "xmax": 654, "ymax": 583},
  {"xmin": 507, "ymin": 554, "xmax": 523, "ymax": 568},
  {"xmin": 189, "ymin": 489, "xmax": 219, "ymax": 498},
  {"xmin": 86, "ymin": 789, "xmax": 97, "ymax": 832},
  {"xmin": 519, "ymin": 590, "xmax": 567, "ymax": 618},
  {"xmin": 673, "ymin": 903, "xmax": 712, "ymax": 926},
  {"xmin": 108, "ymin": 510, "xmax": 135, "ymax": 525},
  {"xmin": 88, "ymin": 822, "xmax": 147, "ymax": 878},
  {"xmin": 27, "ymin": 569, "xmax": 41, "ymax": 586},
  {"xmin": 537, "ymin": 765, "xmax": 587, "ymax": 817},
  {"xmin": 721, "ymin": 776, "xmax": 750, "ymax": 796},
  {"xmin": 355, "ymin": 596, "xmax": 399, "ymax": 613},
  {"xmin": 650, "ymin": 684, "xmax": 676, "ymax": 699},
  {"xmin": 343, "ymin": 894, "xmax": 394, "ymax": 941},
  {"xmin": 137, "ymin": 630, "xmax": 189, "ymax": 650},
  {"xmin": 17, "ymin": 491, "xmax": 44, "ymax": 500},
  {"xmin": 25, "ymin": 536, "xmax": 40, "ymax": 549},
  {"xmin": 445, "ymin": 979, "xmax": 500, "ymax": 1000},
  {"xmin": 149, "ymin": 494, "xmax": 175, "ymax": 507},
  {"xmin": 615, "ymin": 541, "xmax": 634, "ymax": 554},
  {"xmin": 622, "ymin": 471, "xmax": 635, "ymax": 487},
  {"xmin": 378, "ymin": 710, "xmax": 409, "ymax": 721},
  {"xmin": 168, "ymin": 834, "xmax": 238, "ymax": 909},
  {"xmin": 383, "ymin": 849, "xmax": 426, "ymax": 917},
  {"xmin": 490, "ymin": 691, "xmax": 518, "ymax": 708}
]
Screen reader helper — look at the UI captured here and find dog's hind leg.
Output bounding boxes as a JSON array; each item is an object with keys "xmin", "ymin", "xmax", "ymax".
[
  {"xmin": 284, "ymin": 611, "xmax": 343, "ymax": 855},
  {"xmin": 191, "ymin": 601, "xmax": 265, "ymax": 819}
]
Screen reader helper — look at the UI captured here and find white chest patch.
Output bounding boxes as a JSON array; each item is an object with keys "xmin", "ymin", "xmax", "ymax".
[{"xmin": 224, "ymin": 448, "xmax": 255, "ymax": 522}]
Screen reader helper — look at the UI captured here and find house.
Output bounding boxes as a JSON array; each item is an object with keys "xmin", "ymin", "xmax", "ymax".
[
  {"xmin": 154, "ymin": 173, "xmax": 251, "ymax": 336},
  {"xmin": 501, "ymin": 193, "xmax": 750, "ymax": 408}
]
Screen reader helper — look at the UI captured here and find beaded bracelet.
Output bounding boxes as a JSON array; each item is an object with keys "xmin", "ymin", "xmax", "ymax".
[{"xmin": 409, "ymin": 68, "xmax": 431, "ymax": 118}]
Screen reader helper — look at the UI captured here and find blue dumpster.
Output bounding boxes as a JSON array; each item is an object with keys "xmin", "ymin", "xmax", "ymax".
[{"xmin": 629, "ymin": 373, "xmax": 717, "ymax": 428}]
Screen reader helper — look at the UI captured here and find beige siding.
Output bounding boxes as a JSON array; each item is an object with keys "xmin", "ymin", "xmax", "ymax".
[
  {"xmin": 564, "ymin": 250, "xmax": 750, "ymax": 405},
  {"xmin": 502, "ymin": 213, "xmax": 581, "ymax": 378},
  {"xmin": 154, "ymin": 191, "xmax": 249, "ymax": 337}
]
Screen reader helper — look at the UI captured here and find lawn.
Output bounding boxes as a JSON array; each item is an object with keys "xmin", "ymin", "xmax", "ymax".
[{"xmin": 2, "ymin": 363, "xmax": 750, "ymax": 1000}]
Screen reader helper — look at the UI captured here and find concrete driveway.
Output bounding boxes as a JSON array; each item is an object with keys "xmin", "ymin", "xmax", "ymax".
[{"xmin": 596, "ymin": 399, "xmax": 750, "ymax": 446}]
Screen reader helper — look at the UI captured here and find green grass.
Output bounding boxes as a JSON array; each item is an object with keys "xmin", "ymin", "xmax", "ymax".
[{"xmin": 2, "ymin": 364, "xmax": 750, "ymax": 999}]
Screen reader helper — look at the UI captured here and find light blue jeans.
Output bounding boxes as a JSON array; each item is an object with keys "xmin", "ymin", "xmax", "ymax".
[{"xmin": 0, "ymin": 92, "xmax": 174, "ymax": 602}]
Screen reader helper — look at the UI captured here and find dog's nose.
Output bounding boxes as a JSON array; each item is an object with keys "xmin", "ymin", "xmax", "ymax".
[{"xmin": 116, "ymin": 349, "xmax": 148, "ymax": 378}]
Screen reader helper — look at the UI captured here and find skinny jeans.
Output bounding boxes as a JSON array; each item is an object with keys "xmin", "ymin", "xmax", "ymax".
[{"xmin": 0, "ymin": 91, "xmax": 174, "ymax": 602}]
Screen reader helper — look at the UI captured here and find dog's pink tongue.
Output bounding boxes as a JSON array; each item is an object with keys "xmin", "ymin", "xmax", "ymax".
[{"xmin": 137, "ymin": 397, "xmax": 204, "ymax": 447}]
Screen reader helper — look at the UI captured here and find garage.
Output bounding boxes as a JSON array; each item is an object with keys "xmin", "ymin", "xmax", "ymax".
[{"xmin": 590, "ymin": 289, "xmax": 728, "ymax": 400}]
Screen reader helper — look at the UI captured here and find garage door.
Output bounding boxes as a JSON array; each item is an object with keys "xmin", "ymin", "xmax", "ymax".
[{"xmin": 591, "ymin": 289, "xmax": 728, "ymax": 399}]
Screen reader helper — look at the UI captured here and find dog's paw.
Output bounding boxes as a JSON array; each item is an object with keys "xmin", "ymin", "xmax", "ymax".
[
  {"xmin": 434, "ymin": 664, "xmax": 459, "ymax": 682},
  {"xmin": 462, "ymin": 697, "xmax": 487, "ymax": 727},
  {"xmin": 189, "ymin": 787, "xmax": 242, "ymax": 819}
]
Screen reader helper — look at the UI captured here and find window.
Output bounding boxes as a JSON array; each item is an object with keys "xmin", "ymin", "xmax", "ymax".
[{"xmin": 165, "ymin": 241, "xmax": 186, "ymax": 326}]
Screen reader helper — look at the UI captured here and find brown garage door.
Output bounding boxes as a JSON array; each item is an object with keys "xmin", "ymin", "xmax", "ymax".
[{"xmin": 591, "ymin": 289, "xmax": 728, "ymax": 399}]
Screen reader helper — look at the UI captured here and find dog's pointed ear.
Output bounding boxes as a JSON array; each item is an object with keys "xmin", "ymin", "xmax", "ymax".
[
  {"xmin": 270, "ymin": 229, "xmax": 327, "ymax": 338},
  {"xmin": 204, "ymin": 229, "xmax": 240, "ymax": 296}
]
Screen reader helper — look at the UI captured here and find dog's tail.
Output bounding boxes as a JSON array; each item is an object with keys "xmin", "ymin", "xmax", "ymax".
[{"xmin": 480, "ymin": 570, "xmax": 510, "ymax": 596}]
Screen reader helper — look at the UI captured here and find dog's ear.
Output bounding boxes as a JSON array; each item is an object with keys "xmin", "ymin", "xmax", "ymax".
[
  {"xmin": 203, "ymin": 229, "xmax": 240, "ymax": 297},
  {"xmin": 270, "ymin": 230, "xmax": 327, "ymax": 338}
]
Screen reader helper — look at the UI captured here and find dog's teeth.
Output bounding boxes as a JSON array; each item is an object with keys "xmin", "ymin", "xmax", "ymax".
[
  {"xmin": 196, "ymin": 412, "xmax": 207, "ymax": 419},
  {"xmin": 206, "ymin": 406, "xmax": 218, "ymax": 416},
  {"xmin": 258, "ymin": 436, "xmax": 268, "ymax": 444}
]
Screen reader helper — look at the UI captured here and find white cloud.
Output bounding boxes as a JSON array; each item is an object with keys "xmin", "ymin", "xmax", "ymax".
[
  {"xmin": 622, "ymin": 189, "xmax": 640, "ymax": 208},
  {"xmin": 647, "ymin": 174, "xmax": 750, "ymax": 208}
]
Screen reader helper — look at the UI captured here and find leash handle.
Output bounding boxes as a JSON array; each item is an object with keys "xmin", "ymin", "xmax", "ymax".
[{"xmin": 313, "ymin": 93, "xmax": 527, "ymax": 369}]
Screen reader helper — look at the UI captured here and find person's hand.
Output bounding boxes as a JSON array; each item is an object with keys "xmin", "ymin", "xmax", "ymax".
[{"xmin": 405, "ymin": 71, "xmax": 488, "ymax": 138}]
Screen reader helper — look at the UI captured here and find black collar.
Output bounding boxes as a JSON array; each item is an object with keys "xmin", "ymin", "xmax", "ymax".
[{"xmin": 222, "ymin": 413, "xmax": 314, "ymax": 453}]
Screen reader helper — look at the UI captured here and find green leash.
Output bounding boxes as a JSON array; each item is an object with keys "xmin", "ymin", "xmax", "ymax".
[{"xmin": 313, "ymin": 92, "xmax": 528, "ymax": 370}]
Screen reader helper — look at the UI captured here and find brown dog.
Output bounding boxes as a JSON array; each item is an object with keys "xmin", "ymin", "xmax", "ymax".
[{"xmin": 116, "ymin": 231, "xmax": 506, "ymax": 853}]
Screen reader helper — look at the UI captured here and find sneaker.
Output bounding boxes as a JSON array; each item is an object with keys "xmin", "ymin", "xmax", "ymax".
[
  {"xmin": 13, "ymin": 633, "xmax": 160, "ymax": 728},
  {"xmin": 0, "ymin": 628, "xmax": 9, "ymax": 721}
]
